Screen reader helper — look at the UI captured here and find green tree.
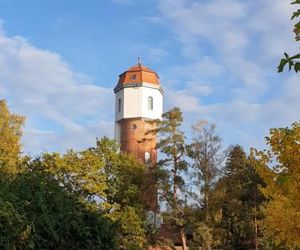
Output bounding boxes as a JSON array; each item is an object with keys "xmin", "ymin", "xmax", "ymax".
[
  {"xmin": 33, "ymin": 137, "xmax": 147, "ymax": 249},
  {"xmin": 0, "ymin": 170, "xmax": 117, "ymax": 250},
  {"xmin": 92, "ymin": 137, "xmax": 147, "ymax": 249},
  {"xmin": 254, "ymin": 122, "xmax": 300, "ymax": 248},
  {"xmin": 218, "ymin": 145, "xmax": 265, "ymax": 250},
  {"xmin": 0, "ymin": 100, "xmax": 25, "ymax": 173},
  {"xmin": 147, "ymin": 107, "xmax": 188, "ymax": 250},
  {"xmin": 278, "ymin": 0, "xmax": 300, "ymax": 73}
]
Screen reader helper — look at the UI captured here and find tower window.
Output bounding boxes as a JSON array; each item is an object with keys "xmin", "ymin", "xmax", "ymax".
[
  {"xmin": 145, "ymin": 152, "xmax": 151, "ymax": 164},
  {"xmin": 131, "ymin": 74, "xmax": 136, "ymax": 80},
  {"xmin": 148, "ymin": 96, "xmax": 153, "ymax": 110},
  {"xmin": 118, "ymin": 98, "xmax": 121, "ymax": 112}
]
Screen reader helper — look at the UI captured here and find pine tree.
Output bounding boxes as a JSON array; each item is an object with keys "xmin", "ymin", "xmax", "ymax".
[
  {"xmin": 147, "ymin": 107, "xmax": 188, "ymax": 250},
  {"xmin": 219, "ymin": 145, "xmax": 265, "ymax": 250}
]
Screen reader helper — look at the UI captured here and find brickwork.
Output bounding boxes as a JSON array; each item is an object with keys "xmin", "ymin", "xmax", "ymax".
[{"xmin": 118, "ymin": 117, "xmax": 158, "ymax": 211}]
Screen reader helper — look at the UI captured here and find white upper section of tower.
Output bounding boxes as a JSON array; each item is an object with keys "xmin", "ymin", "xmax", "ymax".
[
  {"xmin": 114, "ymin": 63, "xmax": 163, "ymax": 122},
  {"xmin": 115, "ymin": 83, "xmax": 163, "ymax": 121}
]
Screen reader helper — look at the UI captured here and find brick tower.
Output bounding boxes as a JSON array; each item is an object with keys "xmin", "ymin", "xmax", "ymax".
[{"xmin": 114, "ymin": 61, "xmax": 163, "ymax": 211}]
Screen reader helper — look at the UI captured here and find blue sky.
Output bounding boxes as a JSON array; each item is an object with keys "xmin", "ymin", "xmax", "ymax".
[{"xmin": 0, "ymin": 0, "xmax": 299, "ymax": 154}]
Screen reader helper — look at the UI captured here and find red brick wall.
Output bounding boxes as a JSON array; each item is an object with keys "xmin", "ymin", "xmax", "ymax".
[
  {"xmin": 118, "ymin": 118, "xmax": 158, "ymax": 211},
  {"xmin": 119, "ymin": 118, "xmax": 157, "ymax": 165}
]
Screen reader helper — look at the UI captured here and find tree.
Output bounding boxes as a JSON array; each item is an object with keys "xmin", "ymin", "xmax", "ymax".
[
  {"xmin": 0, "ymin": 100, "xmax": 25, "ymax": 173},
  {"xmin": 147, "ymin": 107, "xmax": 188, "ymax": 250},
  {"xmin": 218, "ymin": 145, "xmax": 265, "ymax": 250},
  {"xmin": 33, "ymin": 137, "xmax": 147, "ymax": 249},
  {"xmin": 92, "ymin": 137, "xmax": 147, "ymax": 249},
  {"xmin": 254, "ymin": 122, "xmax": 300, "ymax": 248},
  {"xmin": 187, "ymin": 120, "xmax": 223, "ymax": 224},
  {"xmin": 278, "ymin": 0, "xmax": 300, "ymax": 73},
  {"xmin": 0, "ymin": 170, "xmax": 117, "ymax": 250}
]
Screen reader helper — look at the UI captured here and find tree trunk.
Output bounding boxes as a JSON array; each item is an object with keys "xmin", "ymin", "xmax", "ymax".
[
  {"xmin": 254, "ymin": 190, "xmax": 259, "ymax": 250},
  {"xmin": 254, "ymin": 216, "xmax": 258, "ymax": 250},
  {"xmin": 179, "ymin": 227, "xmax": 188, "ymax": 250}
]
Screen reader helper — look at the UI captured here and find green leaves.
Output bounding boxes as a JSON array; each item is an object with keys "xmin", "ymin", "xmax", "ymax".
[
  {"xmin": 147, "ymin": 107, "xmax": 188, "ymax": 248},
  {"xmin": 278, "ymin": 1, "xmax": 300, "ymax": 73},
  {"xmin": 277, "ymin": 52, "xmax": 300, "ymax": 73},
  {"xmin": 0, "ymin": 172, "xmax": 117, "ymax": 249}
]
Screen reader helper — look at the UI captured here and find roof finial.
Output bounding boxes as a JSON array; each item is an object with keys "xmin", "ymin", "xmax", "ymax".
[{"xmin": 137, "ymin": 56, "xmax": 142, "ymax": 66}]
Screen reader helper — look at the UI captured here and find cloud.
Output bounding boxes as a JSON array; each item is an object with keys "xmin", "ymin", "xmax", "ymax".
[
  {"xmin": 0, "ymin": 24, "xmax": 114, "ymax": 154},
  {"xmin": 155, "ymin": 0, "xmax": 300, "ymax": 150}
]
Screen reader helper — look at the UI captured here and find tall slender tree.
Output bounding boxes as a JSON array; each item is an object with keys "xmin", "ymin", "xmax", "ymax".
[
  {"xmin": 187, "ymin": 120, "xmax": 223, "ymax": 223},
  {"xmin": 147, "ymin": 107, "xmax": 188, "ymax": 250},
  {"xmin": 219, "ymin": 145, "xmax": 265, "ymax": 250}
]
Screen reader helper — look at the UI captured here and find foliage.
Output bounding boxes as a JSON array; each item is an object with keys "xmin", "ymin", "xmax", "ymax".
[
  {"xmin": 218, "ymin": 145, "xmax": 265, "ymax": 250},
  {"xmin": 29, "ymin": 137, "xmax": 147, "ymax": 249},
  {"xmin": 189, "ymin": 222, "xmax": 213, "ymax": 250},
  {"xmin": 92, "ymin": 138, "xmax": 147, "ymax": 249},
  {"xmin": 0, "ymin": 100, "xmax": 25, "ymax": 173},
  {"xmin": 147, "ymin": 107, "xmax": 188, "ymax": 249},
  {"xmin": 278, "ymin": 0, "xmax": 300, "ymax": 73},
  {"xmin": 187, "ymin": 120, "xmax": 223, "ymax": 224},
  {"xmin": 94, "ymin": 137, "xmax": 145, "ymax": 210},
  {"xmin": 254, "ymin": 122, "xmax": 300, "ymax": 249},
  {"xmin": 0, "ymin": 170, "xmax": 117, "ymax": 250},
  {"xmin": 111, "ymin": 207, "xmax": 146, "ymax": 250}
]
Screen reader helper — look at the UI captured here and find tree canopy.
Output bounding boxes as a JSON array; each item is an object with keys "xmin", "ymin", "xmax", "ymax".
[{"xmin": 0, "ymin": 100, "xmax": 25, "ymax": 173}]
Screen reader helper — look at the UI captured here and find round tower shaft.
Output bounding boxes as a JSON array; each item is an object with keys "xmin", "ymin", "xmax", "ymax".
[{"xmin": 114, "ymin": 63, "xmax": 163, "ymax": 211}]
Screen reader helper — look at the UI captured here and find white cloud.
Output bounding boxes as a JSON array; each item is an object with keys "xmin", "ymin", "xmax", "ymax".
[
  {"xmin": 156, "ymin": 0, "xmax": 300, "ymax": 150},
  {"xmin": 0, "ymin": 25, "xmax": 114, "ymax": 154}
]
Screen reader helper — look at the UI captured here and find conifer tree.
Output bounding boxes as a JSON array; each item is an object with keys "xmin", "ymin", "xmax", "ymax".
[
  {"xmin": 147, "ymin": 107, "xmax": 188, "ymax": 250},
  {"xmin": 219, "ymin": 145, "xmax": 264, "ymax": 250}
]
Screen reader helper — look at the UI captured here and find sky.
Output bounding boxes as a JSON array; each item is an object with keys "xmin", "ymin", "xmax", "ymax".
[{"xmin": 0, "ymin": 0, "xmax": 299, "ymax": 155}]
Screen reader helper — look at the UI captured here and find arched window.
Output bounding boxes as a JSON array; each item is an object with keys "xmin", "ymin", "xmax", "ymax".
[
  {"xmin": 132, "ymin": 124, "xmax": 137, "ymax": 131},
  {"xmin": 147, "ymin": 96, "xmax": 153, "ymax": 110},
  {"xmin": 145, "ymin": 152, "xmax": 151, "ymax": 164}
]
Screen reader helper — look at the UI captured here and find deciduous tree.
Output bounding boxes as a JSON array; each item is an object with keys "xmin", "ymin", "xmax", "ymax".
[
  {"xmin": 254, "ymin": 122, "xmax": 300, "ymax": 248},
  {"xmin": 0, "ymin": 100, "xmax": 25, "ymax": 173},
  {"xmin": 187, "ymin": 120, "xmax": 223, "ymax": 224}
]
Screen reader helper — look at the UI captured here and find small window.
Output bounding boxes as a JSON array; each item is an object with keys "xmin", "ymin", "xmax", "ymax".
[
  {"xmin": 147, "ymin": 96, "xmax": 153, "ymax": 110},
  {"xmin": 118, "ymin": 98, "xmax": 121, "ymax": 112},
  {"xmin": 132, "ymin": 124, "xmax": 137, "ymax": 130},
  {"xmin": 131, "ymin": 74, "xmax": 136, "ymax": 80},
  {"xmin": 145, "ymin": 152, "xmax": 151, "ymax": 164}
]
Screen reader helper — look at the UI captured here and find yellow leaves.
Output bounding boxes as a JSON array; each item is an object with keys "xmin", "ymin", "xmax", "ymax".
[
  {"xmin": 0, "ymin": 100, "xmax": 25, "ymax": 173},
  {"xmin": 254, "ymin": 121, "xmax": 300, "ymax": 248},
  {"xmin": 40, "ymin": 150, "xmax": 107, "ymax": 202},
  {"xmin": 262, "ymin": 194, "xmax": 300, "ymax": 247}
]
